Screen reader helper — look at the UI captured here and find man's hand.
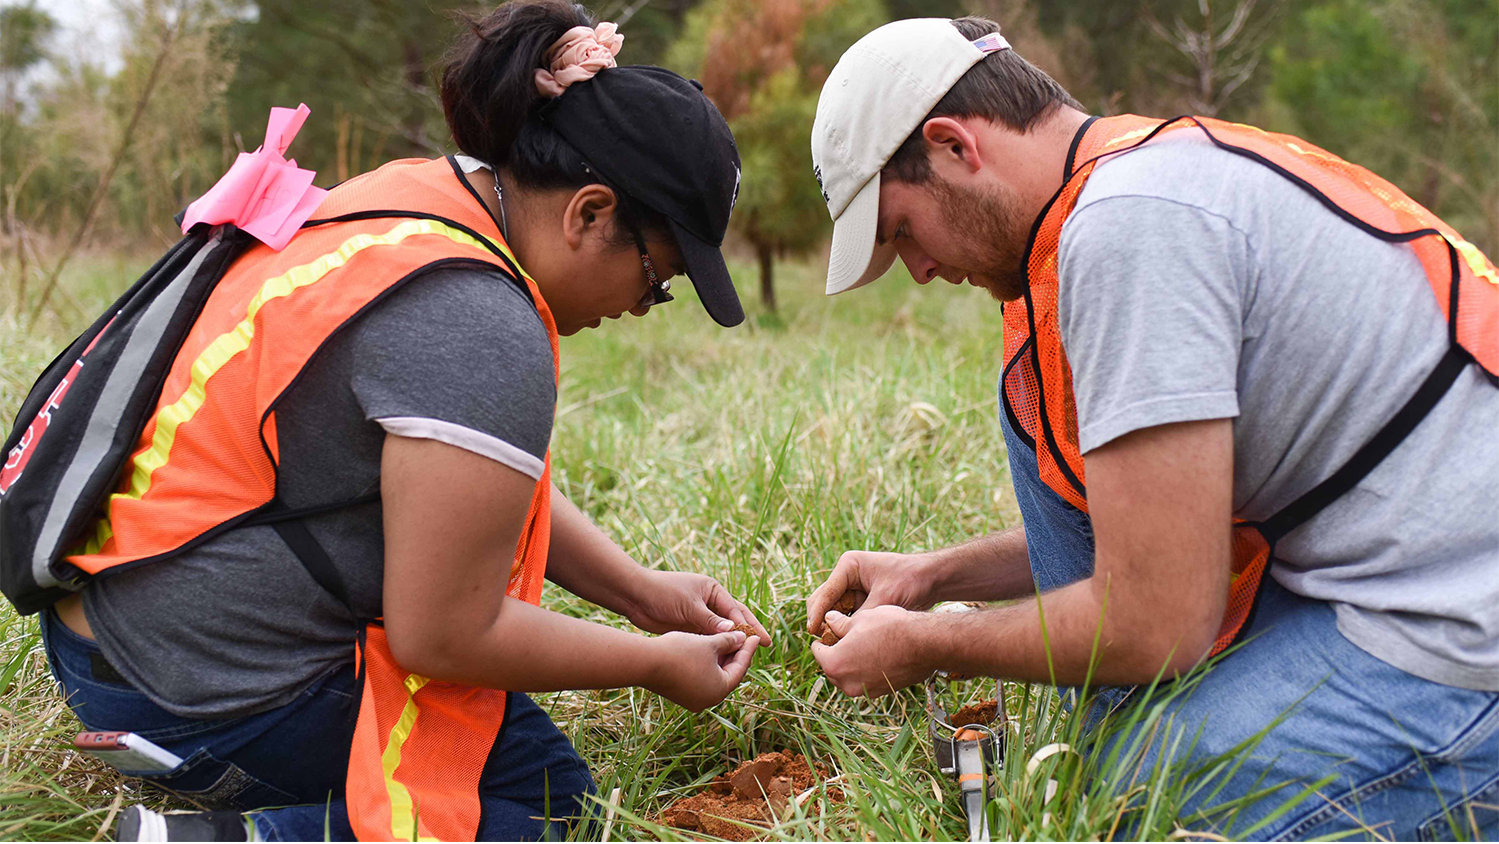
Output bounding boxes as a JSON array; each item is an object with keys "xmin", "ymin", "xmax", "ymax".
[
  {"xmin": 805, "ymin": 551, "xmax": 939, "ymax": 635},
  {"xmin": 809, "ymin": 605, "xmax": 933, "ymax": 697},
  {"xmin": 647, "ymin": 630, "xmax": 759, "ymax": 712},
  {"xmin": 627, "ymin": 570, "xmax": 772, "ymax": 644}
]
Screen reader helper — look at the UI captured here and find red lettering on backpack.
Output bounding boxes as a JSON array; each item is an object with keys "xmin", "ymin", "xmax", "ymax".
[
  {"xmin": 1, "ymin": 317, "xmax": 115, "ymax": 497},
  {"xmin": 0, "ymin": 365, "xmax": 80, "ymax": 496}
]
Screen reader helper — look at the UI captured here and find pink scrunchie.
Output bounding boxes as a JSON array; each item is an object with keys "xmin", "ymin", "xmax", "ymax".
[{"xmin": 534, "ymin": 22, "xmax": 624, "ymax": 98}]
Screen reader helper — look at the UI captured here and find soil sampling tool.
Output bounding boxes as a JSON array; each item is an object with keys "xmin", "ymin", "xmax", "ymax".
[{"xmin": 927, "ymin": 672, "xmax": 1007, "ymax": 842}]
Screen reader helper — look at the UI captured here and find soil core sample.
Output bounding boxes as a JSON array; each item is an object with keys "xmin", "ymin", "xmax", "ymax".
[
  {"xmin": 948, "ymin": 699, "xmax": 1000, "ymax": 726},
  {"xmin": 659, "ymin": 751, "xmax": 841, "ymax": 840}
]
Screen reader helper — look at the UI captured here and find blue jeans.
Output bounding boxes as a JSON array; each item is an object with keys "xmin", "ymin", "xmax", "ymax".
[
  {"xmin": 999, "ymin": 402, "xmax": 1096, "ymax": 592},
  {"xmin": 999, "ymin": 403, "xmax": 1499, "ymax": 839},
  {"xmin": 41, "ymin": 609, "xmax": 594, "ymax": 841}
]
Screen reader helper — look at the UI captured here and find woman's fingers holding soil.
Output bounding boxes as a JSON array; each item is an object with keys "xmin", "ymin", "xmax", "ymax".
[
  {"xmin": 716, "ymin": 632, "xmax": 758, "ymax": 688},
  {"xmin": 709, "ymin": 581, "xmax": 772, "ymax": 645},
  {"xmin": 741, "ymin": 605, "xmax": 773, "ymax": 645},
  {"xmin": 653, "ymin": 631, "xmax": 759, "ymax": 712},
  {"xmin": 711, "ymin": 628, "xmax": 751, "ymax": 657}
]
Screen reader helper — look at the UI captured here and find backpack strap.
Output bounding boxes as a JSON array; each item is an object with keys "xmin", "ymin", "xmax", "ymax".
[{"xmin": 245, "ymin": 493, "xmax": 379, "ymax": 615}]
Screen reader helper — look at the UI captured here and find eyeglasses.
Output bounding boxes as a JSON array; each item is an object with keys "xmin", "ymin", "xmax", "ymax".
[
  {"xmin": 582, "ymin": 158, "xmax": 674, "ymax": 311},
  {"xmin": 633, "ymin": 231, "xmax": 674, "ymax": 309}
]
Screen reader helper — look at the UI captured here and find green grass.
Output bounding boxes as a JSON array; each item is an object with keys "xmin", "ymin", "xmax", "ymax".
[{"xmin": 0, "ymin": 252, "xmax": 1381, "ymax": 841}]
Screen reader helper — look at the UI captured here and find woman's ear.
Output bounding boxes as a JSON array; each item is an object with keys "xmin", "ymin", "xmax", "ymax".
[{"xmin": 561, "ymin": 184, "xmax": 620, "ymax": 250}]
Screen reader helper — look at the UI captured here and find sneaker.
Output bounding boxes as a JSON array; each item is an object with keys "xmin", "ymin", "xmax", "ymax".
[{"xmin": 115, "ymin": 806, "xmax": 251, "ymax": 842}]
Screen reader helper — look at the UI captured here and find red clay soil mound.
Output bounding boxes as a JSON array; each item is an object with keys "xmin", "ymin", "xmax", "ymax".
[
  {"xmin": 949, "ymin": 699, "xmax": 1000, "ymax": 726},
  {"xmin": 659, "ymin": 751, "xmax": 842, "ymax": 841}
]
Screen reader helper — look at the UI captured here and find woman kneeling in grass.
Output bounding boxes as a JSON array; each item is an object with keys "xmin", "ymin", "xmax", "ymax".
[{"xmin": 38, "ymin": 2, "xmax": 767, "ymax": 840}]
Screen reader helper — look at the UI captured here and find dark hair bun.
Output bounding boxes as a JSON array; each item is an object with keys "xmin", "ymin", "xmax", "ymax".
[{"xmin": 441, "ymin": 1, "xmax": 593, "ymax": 167}]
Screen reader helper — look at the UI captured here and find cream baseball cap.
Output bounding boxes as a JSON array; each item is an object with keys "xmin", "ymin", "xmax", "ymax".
[{"xmin": 811, "ymin": 19, "xmax": 1010, "ymax": 295}]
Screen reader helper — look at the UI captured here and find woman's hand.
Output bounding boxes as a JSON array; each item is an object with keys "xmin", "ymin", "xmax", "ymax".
[
  {"xmin": 627, "ymin": 570, "xmax": 773, "ymax": 644},
  {"xmin": 647, "ymin": 630, "xmax": 759, "ymax": 712}
]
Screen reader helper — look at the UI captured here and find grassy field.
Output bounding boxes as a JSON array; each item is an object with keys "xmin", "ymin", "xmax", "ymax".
[{"xmin": 1, "ymin": 251, "xmax": 1318, "ymax": 841}]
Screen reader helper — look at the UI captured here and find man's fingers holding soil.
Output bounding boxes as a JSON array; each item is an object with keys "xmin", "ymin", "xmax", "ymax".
[
  {"xmin": 806, "ymin": 554, "xmax": 866, "ymax": 633},
  {"xmin": 809, "ymin": 605, "xmax": 927, "ymax": 699},
  {"xmin": 809, "ymin": 640, "xmax": 864, "ymax": 697},
  {"xmin": 823, "ymin": 610, "xmax": 854, "ymax": 639}
]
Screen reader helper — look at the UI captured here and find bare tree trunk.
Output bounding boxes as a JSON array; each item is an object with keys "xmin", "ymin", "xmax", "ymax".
[
  {"xmin": 1145, "ymin": 0, "xmax": 1282, "ymax": 116},
  {"xmin": 758, "ymin": 244, "xmax": 776, "ymax": 312},
  {"xmin": 400, "ymin": 37, "xmax": 430, "ymax": 159},
  {"xmin": 1, "ymin": 72, "xmax": 15, "ymax": 238},
  {"xmin": 28, "ymin": 4, "xmax": 183, "ymax": 327},
  {"xmin": 1418, "ymin": 161, "xmax": 1444, "ymax": 212}
]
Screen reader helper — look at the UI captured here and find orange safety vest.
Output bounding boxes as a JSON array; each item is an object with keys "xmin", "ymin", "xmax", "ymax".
[
  {"xmin": 1003, "ymin": 115, "xmax": 1499, "ymax": 655},
  {"xmin": 68, "ymin": 156, "xmax": 560, "ymax": 840}
]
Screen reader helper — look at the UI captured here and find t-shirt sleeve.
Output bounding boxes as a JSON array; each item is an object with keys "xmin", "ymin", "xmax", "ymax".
[
  {"xmin": 346, "ymin": 264, "xmax": 555, "ymax": 479},
  {"xmin": 1057, "ymin": 194, "xmax": 1247, "ymax": 454}
]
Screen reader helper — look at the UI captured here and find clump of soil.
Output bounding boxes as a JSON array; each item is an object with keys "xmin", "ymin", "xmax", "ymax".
[
  {"xmin": 813, "ymin": 592, "xmax": 860, "ymax": 645},
  {"xmin": 731, "ymin": 623, "xmax": 759, "ymax": 638},
  {"xmin": 659, "ymin": 751, "xmax": 841, "ymax": 840},
  {"xmin": 949, "ymin": 698, "xmax": 1000, "ymax": 726}
]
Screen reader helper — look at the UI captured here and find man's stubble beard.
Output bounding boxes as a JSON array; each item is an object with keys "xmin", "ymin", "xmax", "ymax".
[{"xmin": 931, "ymin": 175, "xmax": 1033, "ymax": 302}]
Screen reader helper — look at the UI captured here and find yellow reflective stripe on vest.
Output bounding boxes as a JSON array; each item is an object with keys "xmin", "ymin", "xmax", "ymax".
[
  {"xmin": 77, "ymin": 219, "xmax": 496, "ymax": 556},
  {"xmin": 382, "ymin": 673, "xmax": 437, "ymax": 842},
  {"xmin": 1446, "ymin": 233, "xmax": 1499, "ymax": 287},
  {"xmin": 1101, "ymin": 124, "xmax": 1159, "ymax": 151}
]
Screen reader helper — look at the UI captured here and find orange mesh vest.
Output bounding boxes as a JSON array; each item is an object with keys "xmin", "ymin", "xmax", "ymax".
[
  {"xmin": 69, "ymin": 156, "xmax": 560, "ymax": 841},
  {"xmin": 1002, "ymin": 115, "xmax": 1499, "ymax": 656}
]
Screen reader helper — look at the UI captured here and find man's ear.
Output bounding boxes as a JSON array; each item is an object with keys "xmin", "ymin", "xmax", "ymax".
[
  {"xmin": 562, "ymin": 184, "xmax": 620, "ymax": 250},
  {"xmin": 921, "ymin": 117, "xmax": 983, "ymax": 176}
]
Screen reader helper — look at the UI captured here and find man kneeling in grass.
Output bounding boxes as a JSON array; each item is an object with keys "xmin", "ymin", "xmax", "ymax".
[{"xmin": 804, "ymin": 15, "xmax": 1499, "ymax": 841}]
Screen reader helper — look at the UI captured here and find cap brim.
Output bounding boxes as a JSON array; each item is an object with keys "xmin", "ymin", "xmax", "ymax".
[
  {"xmin": 669, "ymin": 219, "xmax": 744, "ymax": 328},
  {"xmin": 825, "ymin": 173, "xmax": 897, "ymax": 295}
]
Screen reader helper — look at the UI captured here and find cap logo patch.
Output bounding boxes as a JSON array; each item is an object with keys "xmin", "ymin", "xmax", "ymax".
[
  {"xmin": 971, "ymin": 32, "xmax": 1011, "ymax": 54},
  {"xmin": 731, "ymin": 165, "xmax": 741, "ymax": 211},
  {"xmin": 813, "ymin": 164, "xmax": 830, "ymax": 204}
]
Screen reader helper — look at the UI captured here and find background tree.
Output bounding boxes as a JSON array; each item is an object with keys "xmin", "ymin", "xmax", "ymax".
[
  {"xmin": 722, "ymin": 67, "xmax": 822, "ymax": 313},
  {"xmin": 224, "ymin": 0, "xmax": 458, "ymax": 180},
  {"xmin": 668, "ymin": 0, "xmax": 961, "ymax": 313},
  {"xmin": 0, "ymin": 1, "xmax": 56, "ymax": 233},
  {"xmin": 0, "ymin": 2, "xmax": 54, "ymax": 132},
  {"xmin": 223, "ymin": 0, "xmax": 698, "ymax": 186},
  {"xmin": 666, "ymin": 0, "xmax": 876, "ymax": 312},
  {"xmin": 1264, "ymin": 0, "xmax": 1497, "ymax": 252},
  {"xmin": 2, "ymin": 0, "xmax": 1494, "ymax": 293},
  {"xmin": 1143, "ymin": 0, "xmax": 1287, "ymax": 117}
]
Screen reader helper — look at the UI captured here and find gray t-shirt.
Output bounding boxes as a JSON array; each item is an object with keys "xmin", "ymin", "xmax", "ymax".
[
  {"xmin": 82, "ymin": 265, "xmax": 556, "ymax": 717},
  {"xmin": 1057, "ymin": 129, "xmax": 1499, "ymax": 692}
]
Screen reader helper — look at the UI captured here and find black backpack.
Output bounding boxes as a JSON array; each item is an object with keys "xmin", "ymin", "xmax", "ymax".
[{"xmin": 1, "ymin": 224, "xmax": 255, "ymax": 614}]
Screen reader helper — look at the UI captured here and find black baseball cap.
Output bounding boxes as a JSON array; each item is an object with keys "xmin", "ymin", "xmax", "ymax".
[{"xmin": 542, "ymin": 65, "xmax": 745, "ymax": 327}]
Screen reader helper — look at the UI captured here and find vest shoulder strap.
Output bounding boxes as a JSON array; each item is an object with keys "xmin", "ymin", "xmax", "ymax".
[{"xmin": 1252, "ymin": 344, "xmax": 1471, "ymax": 545}]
